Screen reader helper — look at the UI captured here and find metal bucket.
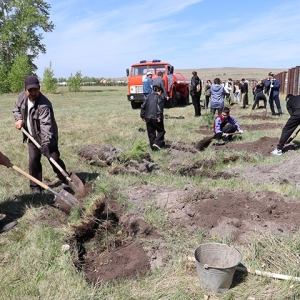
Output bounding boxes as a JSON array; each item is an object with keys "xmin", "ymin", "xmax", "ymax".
[{"xmin": 194, "ymin": 243, "xmax": 242, "ymax": 294}]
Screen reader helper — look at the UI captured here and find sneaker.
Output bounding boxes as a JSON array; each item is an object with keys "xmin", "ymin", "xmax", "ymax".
[
  {"xmin": 152, "ymin": 144, "xmax": 161, "ymax": 150},
  {"xmin": 0, "ymin": 220, "xmax": 17, "ymax": 233},
  {"xmin": 271, "ymin": 149, "xmax": 282, "ymax": 156}
]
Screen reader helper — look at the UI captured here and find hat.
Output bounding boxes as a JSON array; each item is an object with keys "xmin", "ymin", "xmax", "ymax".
[
  {"xmin": 268, "ymin": 72, "xmax": 275, "ymax": 76},
  {"xmin": 146, "ymin": 71, "xmax": 153, "ymax": 76},
  {"xmin": 25, "ymin": 75, "xmax": 40, "ymax": 90}
]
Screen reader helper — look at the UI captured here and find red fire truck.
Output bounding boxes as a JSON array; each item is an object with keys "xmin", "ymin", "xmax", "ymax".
[{"xmin": 126, "ymin": 59, "xmax": 190, "ymax": 109}]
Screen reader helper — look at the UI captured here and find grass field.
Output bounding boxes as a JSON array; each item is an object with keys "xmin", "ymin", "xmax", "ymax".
[{"xmin": 1, "ymin": 85, "xmax": 300, "ymax": 300}]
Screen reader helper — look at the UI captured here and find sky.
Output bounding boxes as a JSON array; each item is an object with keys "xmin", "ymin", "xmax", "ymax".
[{"xmin": 34, "ymin": 0, "xmax": 300, "ymax": 79}]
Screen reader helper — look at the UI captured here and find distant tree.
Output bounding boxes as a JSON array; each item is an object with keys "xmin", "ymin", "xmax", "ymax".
[
  {"xmin": 67, "ymin": 71, "xmax": 82, "ymax": 92},
  {"xmin": 42, "ymin": 62, "xmax": 57, "ymax": 93},
  {"xmin": 8, "ymin": 54, "xmax": 33, "ymax": 93},
  {"xmin": 0, "ymin": 0, "xmax": 54, "ymax": 92}
]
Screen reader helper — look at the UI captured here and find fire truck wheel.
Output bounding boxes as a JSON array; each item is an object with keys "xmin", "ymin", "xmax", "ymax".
[
  {"xmin": 184, "ymin": 87, "xmax": 190, "ymax": 104},
  {"xmin": 170, "ymin": 88, "xmax": 177, "ymax": 108},
  {"xmin": 131, "ymin": 102, "xmax": 141, "ymax": 109}
]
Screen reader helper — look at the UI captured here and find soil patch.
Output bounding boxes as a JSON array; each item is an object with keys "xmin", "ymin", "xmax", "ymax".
[
  {"xmin": 233, "ymin": 150, "xmax": 300, "ymax": 187},
  {"xmin": 124, "ymin": 185, "xmax": 300, "ymax": 243},
  {"xmin": 70, "ymin": 197, "xmax": 168, "ymax": 285}
]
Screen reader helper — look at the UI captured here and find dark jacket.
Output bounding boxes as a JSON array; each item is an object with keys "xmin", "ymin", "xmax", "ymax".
[
  {"xmin": 286, "ymin": 95, "xmax": 300, "ymax": 116},
  {"xmin": 190, "ymin": 75, "xmax": 202, "ymax": 96},
  {"xmin": 13, "ymin": 91, "xmax": 59, "ymax": 147},
  {"xmin": 264, "ymin": 78, "xmax": 280, "ymax": 97},
  {"xmin": 152, "ymin": 76, "xmax": 167, "ymax": 99},
  {"xmin": 140, "ymin": 92, "xmax": 164, "ymax": 120}
]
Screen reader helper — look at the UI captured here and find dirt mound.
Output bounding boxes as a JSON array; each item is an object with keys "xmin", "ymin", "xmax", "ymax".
[
  {"xmin": 78, "ymin": 144, "xmax": 159, "ymax": 175},
  {"xmin": 124, "ymin": 185, "xmax": 300, "ymax": 243},
  {"xmin": 234, "ymin": 150, "xmax": 300, "ymax": 187},
  {"xmin": 78, "ymin": 144, "xmax": 122, "ymax": 166}
]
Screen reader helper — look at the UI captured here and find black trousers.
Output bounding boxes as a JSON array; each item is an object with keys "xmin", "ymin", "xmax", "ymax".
[
  {"xmin": 242, "ymin": 93, "xmax": 248, "ymax": 107},
  {"xmin": 277, "ymin": 114, "xmax": 300, "ymax": 150},
  {"xmin": 205, "ymin": 96, "xmax": 210, "ymax": 108},
  {"xmin": 28, "ymin": 141, "xmax": 67, "ymax": 190},
  {"xmin": 191, "ymin": 93, "xmax": 201, "ymax": 116},
  {"xmin": 252, "ymin": 92, "xmax": 267, "ymax": 109},
  {"xmin": 145, "ymin": 118, "xmax": 166, "ymax": 149}
]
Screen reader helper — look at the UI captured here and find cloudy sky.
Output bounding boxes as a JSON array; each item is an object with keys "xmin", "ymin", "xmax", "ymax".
[{"xmin": 35, "ymin": 0, "xmax": 300, "ymax": 79}]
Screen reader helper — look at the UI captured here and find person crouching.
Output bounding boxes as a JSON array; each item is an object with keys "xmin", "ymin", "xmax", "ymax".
[
  {"xmin": 140, "ymin": 85, "xmax": 166, "ymax": 150},
  {"xmin": 214, "ymin": 107, "xmax": 243, "ymax": 141}
]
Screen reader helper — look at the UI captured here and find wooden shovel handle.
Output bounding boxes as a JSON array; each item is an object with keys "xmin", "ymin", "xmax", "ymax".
[
  {"xmin": 21, "ymin": 128, "xmax": 71, "ymax": 181},
  {"xmin": 11, "ymin": 164, "xmax": 50, "ymax": 191}
]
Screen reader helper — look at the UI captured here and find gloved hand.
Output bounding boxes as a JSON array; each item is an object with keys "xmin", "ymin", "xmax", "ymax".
[
  {"xmin": 40, "ymin": 145, "xmax": 49, "ymax": 155},
  {"xmin": 239, "ymin": 130, "xmax": 243, "ymax": 134},
  {"xmin": 222, "ymin": 133, "xmax": 229, "ymax": 137}
]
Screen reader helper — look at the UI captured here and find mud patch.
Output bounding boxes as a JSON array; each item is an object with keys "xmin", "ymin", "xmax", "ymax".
[{"xmin": 168, "ymin": 142, "xmax": 199, "ymax": 156}]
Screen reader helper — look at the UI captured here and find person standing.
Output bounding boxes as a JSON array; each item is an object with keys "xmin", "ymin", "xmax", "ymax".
[
  {"xmin": 142, "ymin": 71, "xmax": 153, "ymax": 100},
  {"xmin": 190, "ymin": 71, "xmax": 202, "ymax": 117},
  {"xmin": 204, "ymin": 80, "xmax": 212, "ymax": 109},
  {"xmin": 152, "ymin": 71, "xmax": 169, "ymax": 104},
  {"xmin": 0, "ymin": 151, "xmax": 18, "ymax": 233},
  {"xmin": 224, "ymin": 78, "xmax": 233, "ymax": 104},
  {"xmin": 13, "ymin": 75, "xmax": 68, "ymax": 194},
  {"xmin": 264, "ymin": 72, "xmax": 282, "ymax": 116},
  {"xmin": 233, "ymin": 80, "xmax": 241, "ymax": 103},
  {"xmin": 240, "ymin": 78, "xmax": 249, "ymax": 108},
  {"xmin": 140, "ymin": 85, "xmax": 165, "ymax": 150},
  {"xmin": 210, "ymin": 78, "xmax": 226, "ymax": 115},
  {"xmin": 271, "ymin": 94, "xmax": 300, "ymax": 155}
]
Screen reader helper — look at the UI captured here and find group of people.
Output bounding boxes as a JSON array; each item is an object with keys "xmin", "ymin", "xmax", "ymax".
[
  {"xmin": 1, "ymin": 75, "xmax": 69, "ymax": 233},
  {"xmin": 190, "ymin": 71, "xmax": 282, "ymax": 117}
]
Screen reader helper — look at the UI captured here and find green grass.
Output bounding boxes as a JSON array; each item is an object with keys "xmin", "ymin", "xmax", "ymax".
[{"xmin": 0, "ymin": 86, "xmax": 299, "ymax": 299}]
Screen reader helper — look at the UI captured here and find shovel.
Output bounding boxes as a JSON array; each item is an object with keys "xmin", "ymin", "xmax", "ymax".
[
  {"xmin": 11, "ymin": 164, "xmax": 80, "ymax": 214},
  {"xmin": 196, "ymin": 132, "xmax": 241, "ymax": 151},
  {"xmin": 21, "ymin": 128, "xmax": 85, "ymax": 196},
  {"xmin": 286, "ymin": 127, "xmax": 300, "ymax": 144}
]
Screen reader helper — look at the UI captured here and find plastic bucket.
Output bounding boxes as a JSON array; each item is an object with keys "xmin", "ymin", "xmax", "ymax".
[{"xmin": 194, "ymin": 243, "xmax": 242, "ymax": 293}]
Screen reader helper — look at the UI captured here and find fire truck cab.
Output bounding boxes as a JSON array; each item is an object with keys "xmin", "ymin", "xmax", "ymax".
[{"xmin": 126, "ymin": 59, "xmax": 190, "ymax": 109}]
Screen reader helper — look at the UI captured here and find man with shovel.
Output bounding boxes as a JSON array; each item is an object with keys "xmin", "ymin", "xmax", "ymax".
[
  {"xmin": 271, "ymin": 94, "xmax": 300, "ymax": 155},
  {"xmin": 0, "ymin": 151, "xmax": 17, "ymax": 233},
  {"xmin": 214, "ymin": 107, "xmax": 243, "ymax": 142},
  {"xmin": 13, "ymin": 75, "xmax": 68, "ymax": 194}
]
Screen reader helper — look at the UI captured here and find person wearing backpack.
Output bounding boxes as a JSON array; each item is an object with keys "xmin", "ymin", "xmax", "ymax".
[{"xmin": 190, "ymin": 71, "xmax": 202, "ymax": 117}]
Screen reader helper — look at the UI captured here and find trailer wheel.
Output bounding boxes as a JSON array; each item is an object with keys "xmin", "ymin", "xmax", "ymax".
[{"xmin": 131, "ymin": 102, "xmax": 141, "ymax": 109}]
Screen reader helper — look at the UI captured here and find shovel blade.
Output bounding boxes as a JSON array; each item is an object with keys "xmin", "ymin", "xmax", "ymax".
[
  {"xmin": 53, "ymin": 189, "xmax": 80, "ymax": 214},
  {"xmin": 68, "ymin": 172, "xmax": 85, "ymax": 196}
]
